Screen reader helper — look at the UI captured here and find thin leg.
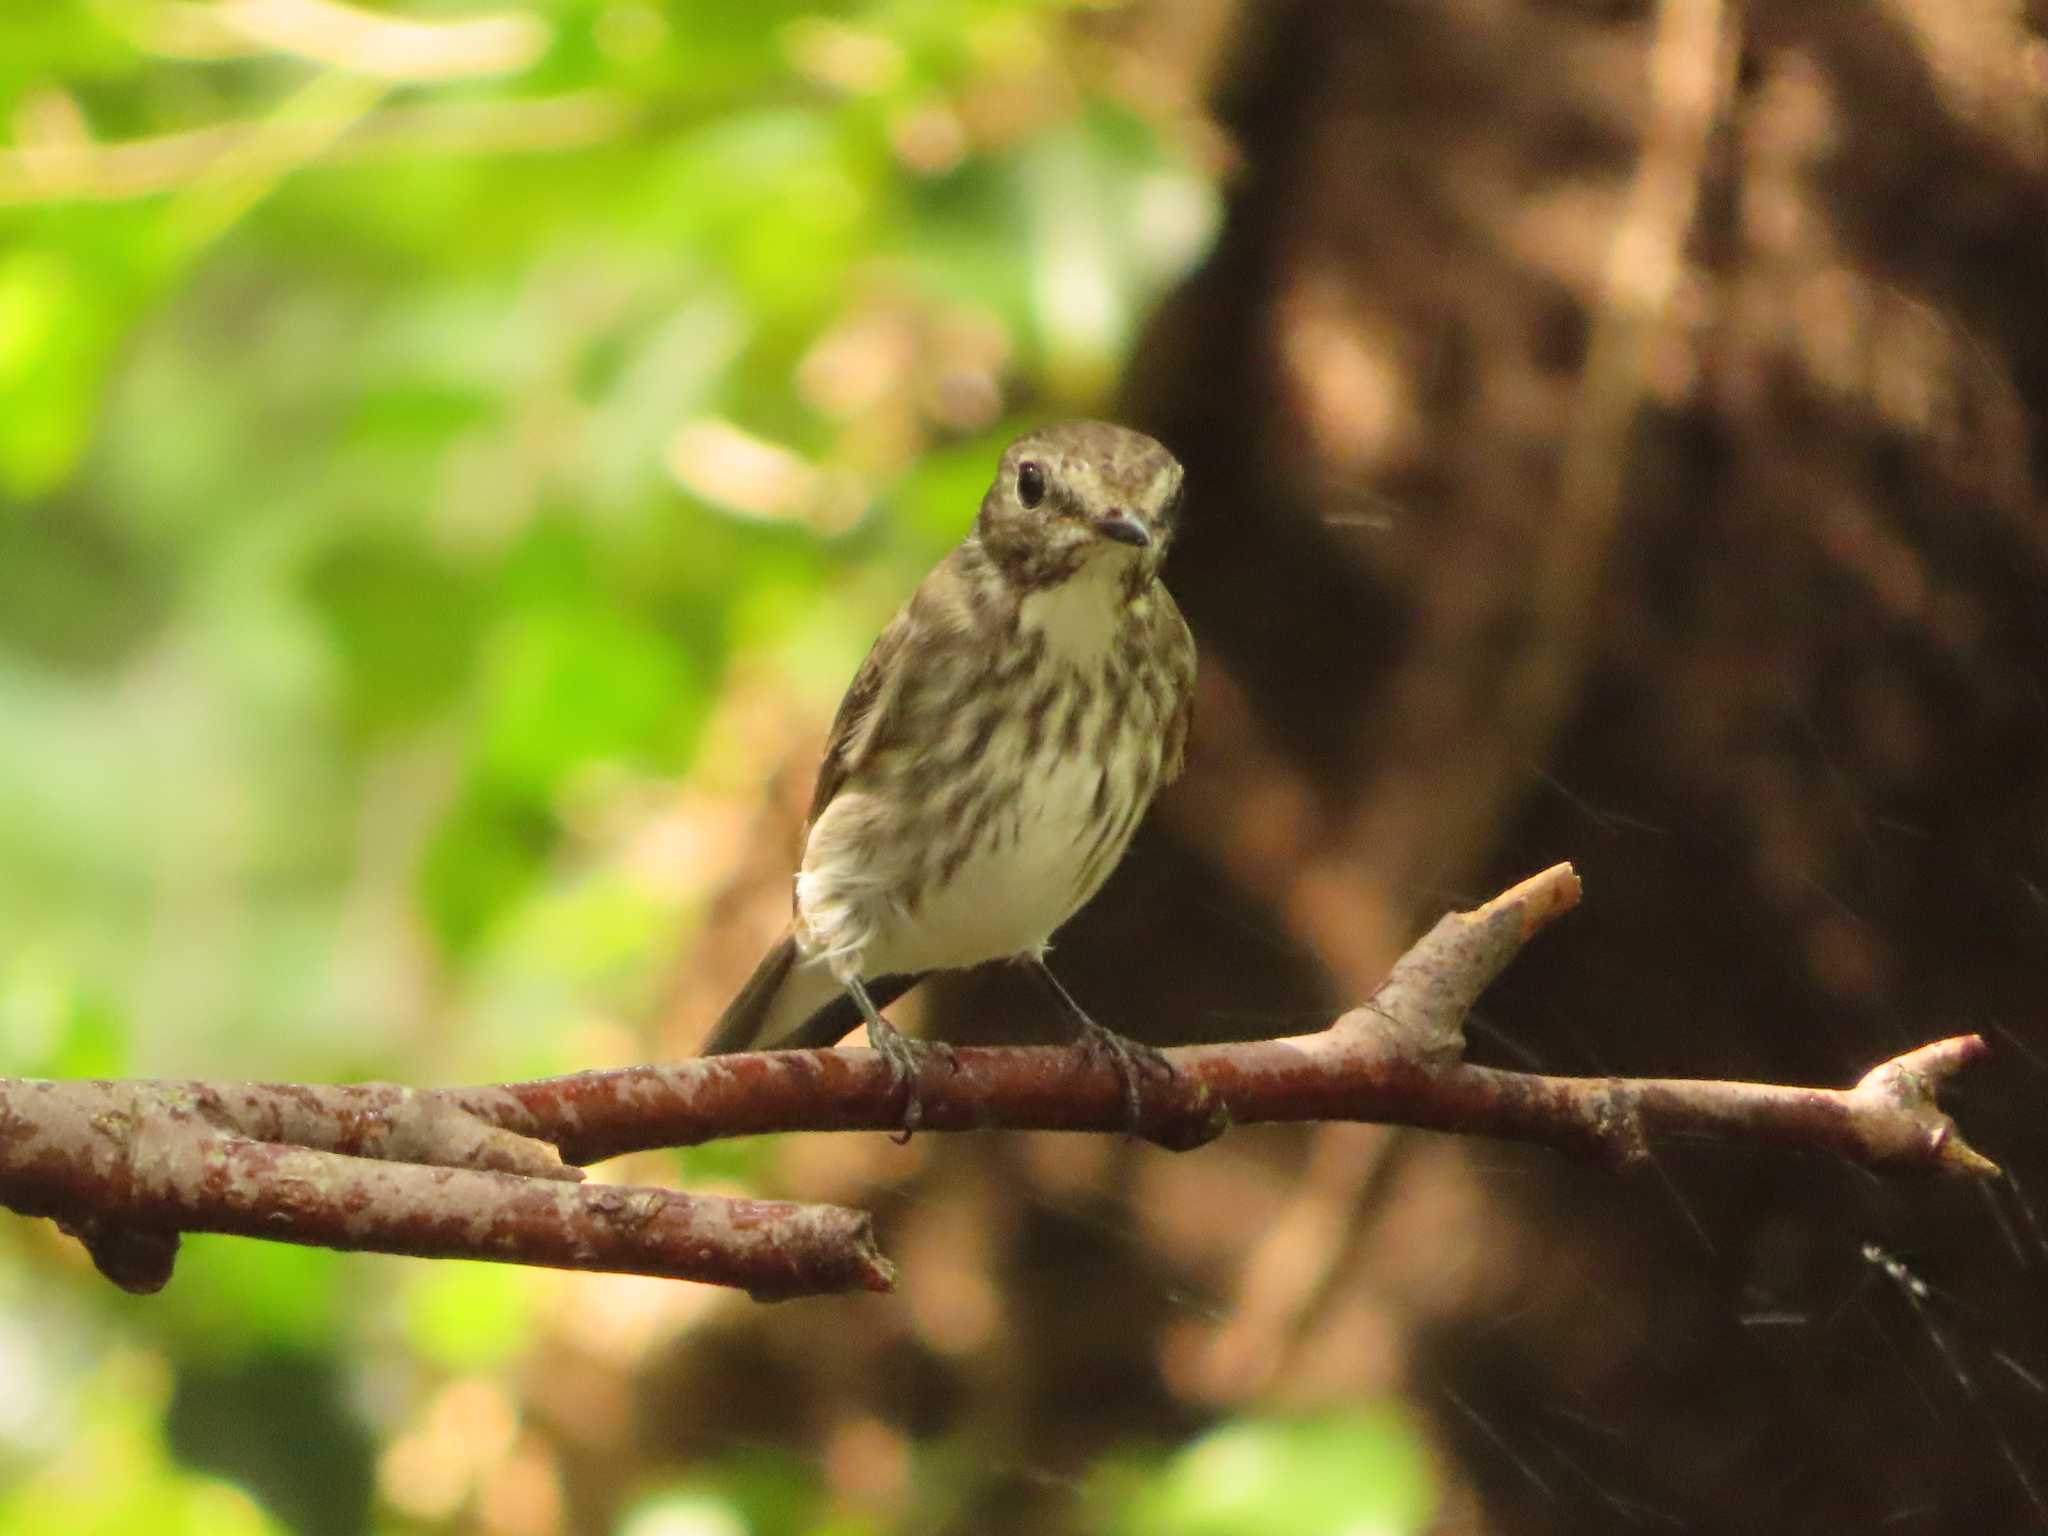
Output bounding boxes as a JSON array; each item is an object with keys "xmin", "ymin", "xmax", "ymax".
[
  {"xmin": 845, "ymin": 975, "xmax": 954, "ymax": 1137},
  {"xmin": 1027, "ymin": 958, "xmax": 1172, "ymax": 1129}
]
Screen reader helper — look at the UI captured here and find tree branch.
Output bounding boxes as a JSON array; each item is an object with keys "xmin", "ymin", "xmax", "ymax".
[
  {"xmin": 465, "ymin": 865, "xmax": 1995, "ymax": 1178},
  {"xmin": 0, "ymin": 864, "xmax": 1998, "ymax": 1300},
  {"xmin": 0, "ymin": 1077, "xmax": 892, "ymax": 1298}
]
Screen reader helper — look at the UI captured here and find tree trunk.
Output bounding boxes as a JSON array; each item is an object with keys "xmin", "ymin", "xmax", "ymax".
[{"xmin": 1099, "ymin": 0, "xmax": 2048, "ymax": 1526}]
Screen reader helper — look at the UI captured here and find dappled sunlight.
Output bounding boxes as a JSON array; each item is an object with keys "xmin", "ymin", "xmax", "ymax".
[
  {"xmin": 0, "ymin": 0, "xmax": 1238, "ymax": 1527},
  {"xmin": 664, "ymin": 419, "xmax": 864, "ymax": 535},
  {"xmin": 6, "ymin": 0, "xmax": 2044, "ymax": 1530}
]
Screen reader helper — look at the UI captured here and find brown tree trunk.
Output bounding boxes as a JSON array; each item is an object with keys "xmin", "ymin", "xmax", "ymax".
[{"xmin": 1097, "ymin": 0, "xmax": 2048, "ymax": 1526}]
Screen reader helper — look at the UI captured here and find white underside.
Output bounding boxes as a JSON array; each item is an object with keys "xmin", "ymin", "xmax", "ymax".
[
  {"xmin": 792, "ymin": 553, "xmax": 1161, "ymax": 997},
  {"xmin": 803, "ymin": 746, "xmax": 1129, "ymax": 979}
]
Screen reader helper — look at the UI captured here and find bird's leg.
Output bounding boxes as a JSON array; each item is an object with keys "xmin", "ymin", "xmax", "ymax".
[
  {"xmin": 845, "ymin": 975, "xmax": 954, "ymax": 1138},
  {"xmin": 1028, "ymin": 958, "xmax": 1172, "ymax": 1129}
]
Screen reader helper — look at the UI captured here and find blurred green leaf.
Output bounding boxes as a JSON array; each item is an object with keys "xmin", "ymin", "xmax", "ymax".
[
  {"xmin": 0, "ymin": 1353, "xmax": 285, "ymax": 1536},
  {"xmin": 0, "ymin": 0, "xmax": 1222, "ymax": 1528},
  {"xmin": 0, "ymin": 241, "xmax": 123, "ymax": 498},
  {"xmin": 420, "ymin": 786, "xmax": 552, "ymax": 956},
  {"xmin": 617, "ymin": 1450, "xmax": 830, "ymax": 1536},
  {"xmin": 304, "ymin": 532, "xmax": 480, "ymax": 734},
  {"xmin": 166, "ymin": 1349, "xmax": 375, "ymax": 1536},
  {"xmin": 616, "ymin": 1490, "xmax": 749, "ymax": 1536},
  {"xmin": 150, "ymin": 1243, "xmax": 350, "ymax": 1363},
  {"xmin": 0, "ymin": 950, "xmax": 125, "ymax": 1077},
  {"xmin": 402, "ymin": 1263, "xmax": 538, "ymax": 1374},
  {"xmin": 476, "ymin": 595, "xmax": 698, "ymax": 802},
  {"xmin": 1106, "ymin": 1408, "xmax": 1437, "ymax": 1536}
]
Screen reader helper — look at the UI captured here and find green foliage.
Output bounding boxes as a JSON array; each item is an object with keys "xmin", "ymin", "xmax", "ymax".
[
  {"xmin": 0, "ymin": 1, "xmax": 1222, "ymax": 1531},
  {"xmin": 164, "ymin": 1350, "xmax": 376, "ymax": 1536},
  {"xmin": 400, "ymin": 1262, "xmax": 539, "ymax": 1374},
  {"xmin": 0, "ymin": 1354, "xmax": 286, "ymax": 1536},
  {"xmin": 1102, "ymin": 1409, "xmax": 1438, "ymax": 1536},
  {"xmin": 0, "ymin": 0, "xmax": 1217, "ymax": 1065},
  {"xmin": 618, "ymin": 1451, "xmax": 834, "ymax": 1536}
]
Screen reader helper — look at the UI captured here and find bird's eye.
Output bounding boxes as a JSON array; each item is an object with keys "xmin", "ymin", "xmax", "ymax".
[{"xmin": 1016, "ymin": 460, "xmax": 1045, "ymax": 509}]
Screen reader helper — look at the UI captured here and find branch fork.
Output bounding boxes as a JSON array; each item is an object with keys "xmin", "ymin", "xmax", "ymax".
[{"xmin": 0, "ymin": 864, "xmax": 1997, "ymax": 1299}]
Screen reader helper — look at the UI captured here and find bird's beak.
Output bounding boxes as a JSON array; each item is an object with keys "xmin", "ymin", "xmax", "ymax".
[{"xmin": 1092, "ymin": 510, "xmax": 1152, "ymax": 548}]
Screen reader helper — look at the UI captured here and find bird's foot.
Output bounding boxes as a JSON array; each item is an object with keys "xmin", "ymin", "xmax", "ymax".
[
  {"xmin": 843, "ymin": 976, "xmax": 954, "ymax": 1140},
  {"xmin": 866, "ymin": 1015, "xmax": 957, "ymax": 1142},
  {"xmin": 1071, "ymin": 1019, "xmax": 1174, "ymax": 1132}
]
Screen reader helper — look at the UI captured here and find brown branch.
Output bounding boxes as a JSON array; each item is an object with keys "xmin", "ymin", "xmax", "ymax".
[
  {"xmin": 468, "ymin": 866, "xmax": 1995, "ymax": 1179},
  {"xmin": 0, "ymin": 863, "xmax": 1997, "ymax": 1300},
  {"xmin": 0, "ymin": 1077, "xmax": 891, "ymax": 1299}
]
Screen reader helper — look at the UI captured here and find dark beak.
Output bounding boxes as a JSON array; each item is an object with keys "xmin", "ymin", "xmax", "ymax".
[{"xmin": 1092, "ymin": 511, "xmax": 1152, "ymax": 548}]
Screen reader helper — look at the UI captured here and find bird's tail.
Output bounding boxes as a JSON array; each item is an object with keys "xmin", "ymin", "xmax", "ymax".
[
  {"xmin": 699, "ymin": 930, "xmax": 844, "ymax": 1055},
  {"xmin": 699, "ymin": 930, "xmax": 930, "ymax": 1055}
]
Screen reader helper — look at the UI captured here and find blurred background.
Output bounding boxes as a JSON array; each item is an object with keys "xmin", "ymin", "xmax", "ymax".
[{"xmin": 4, "ymin": 0, "xmax": 2048, "ymax": 1532}]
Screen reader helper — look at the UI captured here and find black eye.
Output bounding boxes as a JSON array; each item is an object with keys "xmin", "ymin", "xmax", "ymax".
[{"xmin": 1016, "ymin": 460, "xmax": 1045, "ymax": 508}]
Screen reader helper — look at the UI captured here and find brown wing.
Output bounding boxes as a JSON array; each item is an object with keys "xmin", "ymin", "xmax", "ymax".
[
  {"xmin": 802, "ymin": 544, "xmax": 991, "ymax": 835},
  {"xmin": 1162, "ymin": 685, "xmax": 1194, "ymax": 785},
  {"xmin": 804, "ymin": 604, "xmax": 915, "ymax": 831},
  {"xmin": 1157, "ymin": 594, "xmax": 1197, "ymax": 785}
]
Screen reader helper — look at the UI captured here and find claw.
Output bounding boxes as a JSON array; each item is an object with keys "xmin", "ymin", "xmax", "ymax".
[
  {"xmin": 875, "ymin": 1023, "xmax": 957, "ymax": 1141},
  {"xmin": 1030, "ymin": 959, "xmax": 1172, "ymax": 1132},
  {"xmin": 845, "ymin": 977, "xmax": 953, "ymax": 1139},
  {"xmin": 1072, "ymin": 1018, "xmax": 1173, "ymax": 1130}
]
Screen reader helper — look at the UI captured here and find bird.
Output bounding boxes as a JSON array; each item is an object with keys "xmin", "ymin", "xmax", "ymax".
[{"xmin": 698, "ymin": 420, "xmax": 1196, "ymax": 1127}]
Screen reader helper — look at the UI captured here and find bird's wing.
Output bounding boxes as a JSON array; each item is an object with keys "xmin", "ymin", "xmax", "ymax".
[
  {"xmin": 804, "ymin": 540, "xmax": 996, "ymax": 835},
  {"xmin": 1163, "ymin": 686, "xmax": 1194, "ymax": 785},
  {"xmin": 1159, "ymin": 599, "xmax": 1197, "ymax": 785},
  {"xmin": 803, "ymin": 593, "xmax": 921, "ymax": 831}
]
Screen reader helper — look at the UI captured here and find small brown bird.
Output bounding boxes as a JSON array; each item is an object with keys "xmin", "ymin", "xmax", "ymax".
[{"xmin": 699, "ymin": 421, "xmax": 1196, "ymax": 1123}]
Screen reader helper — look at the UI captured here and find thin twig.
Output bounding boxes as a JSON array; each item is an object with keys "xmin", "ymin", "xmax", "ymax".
[{"xmin": 0, "ymin": 91, "xmax": 636, "ymax": 207}]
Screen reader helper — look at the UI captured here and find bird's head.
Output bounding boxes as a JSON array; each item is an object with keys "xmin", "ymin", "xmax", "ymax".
[{"xmin": 974, "ymin": 421, "xmax": 1185, "ymax": 590}]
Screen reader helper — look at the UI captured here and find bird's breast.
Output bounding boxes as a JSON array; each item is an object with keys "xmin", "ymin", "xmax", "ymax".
[
  {"xmin": 895, "ymin": 663, "xmax": 1162, "ymax": 970},
  {"xmin": 795, "ymin": 557, "xmax": 1191, "ymax": 982}
]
